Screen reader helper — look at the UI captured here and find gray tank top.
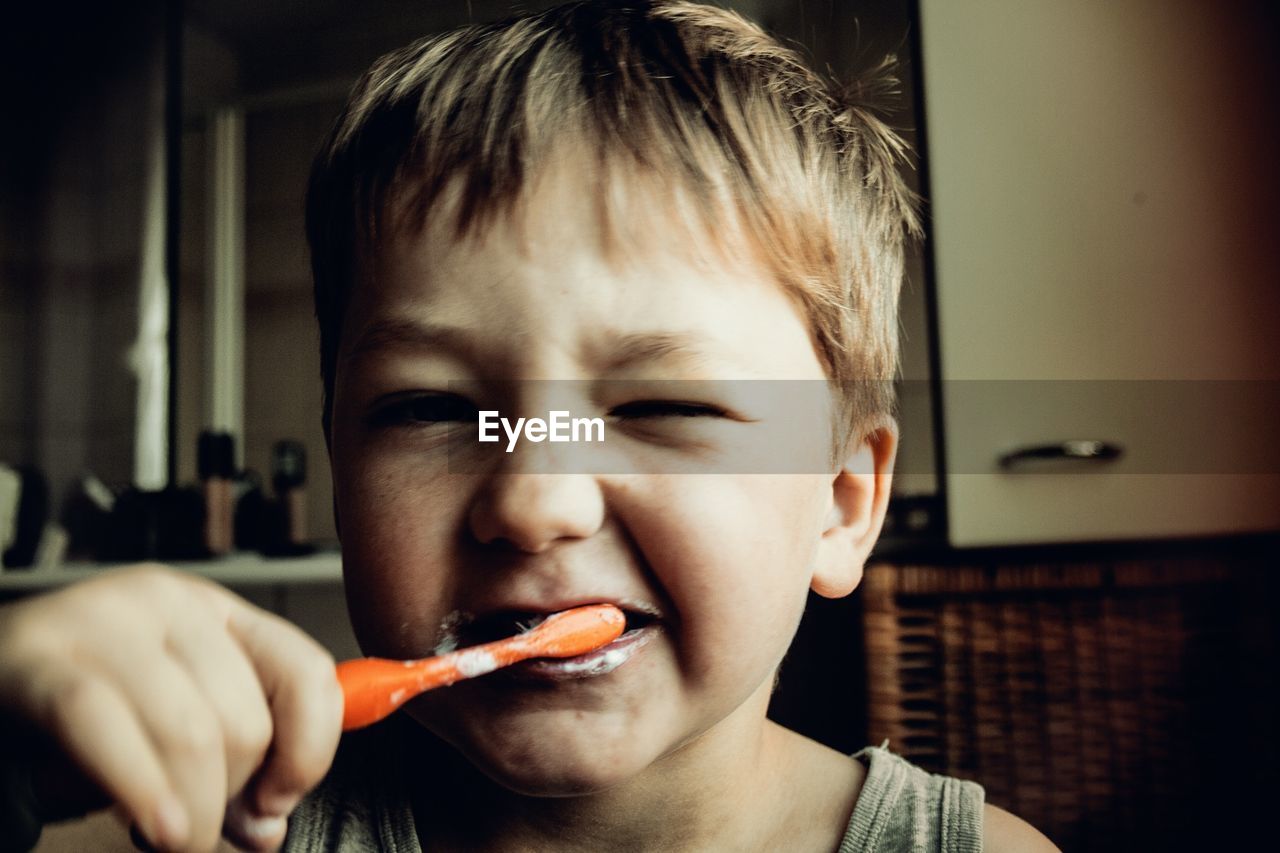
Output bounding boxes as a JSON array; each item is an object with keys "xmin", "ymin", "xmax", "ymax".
[
  {"xmin": 285, "ymin": 741, "xmax": 984, "ymax": 852},
  {"xmin": 844, "ymin": 745, "xmax": 985, "ymax": 852}
]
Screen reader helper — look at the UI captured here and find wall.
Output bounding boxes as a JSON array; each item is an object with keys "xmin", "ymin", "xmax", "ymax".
[
  {"xmin": 0, "ymin": 175, "xmax": 37, "ymax": 467},
  {"xmin": 0, "ymin": 3, "xmax": 167, "ymax": 526},
  {"xmin": 241, "ymin": 102, "xmax": 343, "ymax": 545},
  {"xmin": 176, "ymin": 98, "xmax": 342, "ymax": 546}
]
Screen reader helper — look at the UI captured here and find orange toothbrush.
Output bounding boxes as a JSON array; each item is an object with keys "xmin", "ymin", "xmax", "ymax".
[{"xmin": 336, "ymin": 603, "xmax": 626, "ymax": 731}]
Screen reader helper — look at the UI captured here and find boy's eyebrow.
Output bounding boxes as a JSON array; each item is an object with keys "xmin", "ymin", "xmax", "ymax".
[
  {"xmin": 341, "ymin": 318, "xmax": 484, "ymax": 365},
  {"xmin": 342, "ymin": 322, "xmax": 730, "ymax": 376},
  {"xmin": 601, "ymin": 332, "xmax": 714, "ymax": 371}
]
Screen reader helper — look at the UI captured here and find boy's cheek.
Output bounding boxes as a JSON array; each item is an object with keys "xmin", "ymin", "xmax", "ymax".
[
  {"xmin": 334, "ymin": 449, "xmax": 465, "ymax": 530},
  {"xmin": 336, "ymin": 489, "xmax": 466, "ymax": 657},
  {"xmin": 344, "ymin": 566, "xmax": 451, "ymax": 659}
]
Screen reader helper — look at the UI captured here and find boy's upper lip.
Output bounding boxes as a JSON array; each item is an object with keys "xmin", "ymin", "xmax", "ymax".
[
  {"xmin": 467, "ymin": 594, "xmax": 665, "ymax": 620},
  {"xmin": 455, "ymin": 549, "xmax": 671, "ymax": 627}
]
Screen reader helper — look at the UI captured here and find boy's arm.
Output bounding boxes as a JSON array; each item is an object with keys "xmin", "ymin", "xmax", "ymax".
[
  {"xmin": 982, "ymin": 803, "xmax": 1062, "ymax": 853},
  {"xmin": 0, "ymin": 564, "xmax": 344, "ymax": 852}
]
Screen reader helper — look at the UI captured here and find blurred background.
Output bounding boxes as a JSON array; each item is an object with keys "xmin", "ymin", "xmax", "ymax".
[{"xmin": 1, "ymin": 1, "xmax": 1277, "ymax": 850}]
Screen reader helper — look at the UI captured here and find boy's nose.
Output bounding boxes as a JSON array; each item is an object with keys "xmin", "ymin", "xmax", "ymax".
[{"xmin": 468, "ymin": 472, "xmax": 605, "ymax": 553}]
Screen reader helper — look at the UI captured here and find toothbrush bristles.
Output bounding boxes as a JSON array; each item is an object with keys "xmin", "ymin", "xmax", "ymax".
[{"xmin": 515, "ymin": 615, "xmax": 548, "ymax": 634}]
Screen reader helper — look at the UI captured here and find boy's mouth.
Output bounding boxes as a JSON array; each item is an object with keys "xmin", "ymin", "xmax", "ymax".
[
  {"xmin": 451, "ymin": 604, "xmax": 662, "ymax": 682},
  {"xmin": 459, "ymin": 607, "xmax": 659, "ymax": 646}
]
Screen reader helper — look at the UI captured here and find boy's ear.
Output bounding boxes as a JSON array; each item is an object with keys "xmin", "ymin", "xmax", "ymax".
[{"xmin": 810, "ymin": 418, "xmax": 897, "ymax": 599}]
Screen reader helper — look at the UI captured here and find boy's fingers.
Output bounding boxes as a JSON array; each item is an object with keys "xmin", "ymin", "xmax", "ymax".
[
  {"xmin": 145, "ymin": 653, "xmax": 232, "ymax": 845},
  {"xmin": 104, "ymin": 654, "xmax": 230, "ymax": 853},
  {"xmin": 2, "ymin": 568, "xmax": 338, "ymax": 849},
  {"xmin": 164, "ymin": 616, "xmax": 274, "ymax": 797},
  {"xmin": 35, "ymin": 672, "xmax": 189, "ymax": 850},
  {"xmin": 222, "ymin": 791, "xmax": 289, "ymax": 852},
  {"xmin": 226, "ymin": 601, "xmax": 344, "ymax": 817}
]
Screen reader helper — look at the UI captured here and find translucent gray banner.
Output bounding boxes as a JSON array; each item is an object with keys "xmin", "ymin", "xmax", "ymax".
[{"xmin": 417, "ymin": 380, "xmax": 1280, "ymax": 474}]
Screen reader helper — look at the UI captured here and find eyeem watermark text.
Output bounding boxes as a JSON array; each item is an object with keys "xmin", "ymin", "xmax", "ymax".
[{"xmin": 478, "ymin": 410, "xmax": 606, "ymax": 453}]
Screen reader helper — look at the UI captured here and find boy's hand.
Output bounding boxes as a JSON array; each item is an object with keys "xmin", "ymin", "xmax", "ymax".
[{"xmin": 0, "ymin": 564, "xmax": 344, "ymax": 852}]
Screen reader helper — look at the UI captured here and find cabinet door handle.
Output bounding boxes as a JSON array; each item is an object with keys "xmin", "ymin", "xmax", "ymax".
[{"xmin": 998, "ymin": 440, "xmax": 1124, "ymax": 469}]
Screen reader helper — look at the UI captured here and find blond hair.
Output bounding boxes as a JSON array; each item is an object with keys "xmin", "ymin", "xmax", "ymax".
[{"xmin": 307, "ymin": 0, "xmax": 918, "ymax": 439}]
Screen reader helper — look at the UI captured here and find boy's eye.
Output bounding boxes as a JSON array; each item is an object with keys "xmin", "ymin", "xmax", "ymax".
[
  {"xmin": 609, "ymin": 400, "xmax": 728, "ymax": 419},
  {"xmin": 369, "ymin": 393, "xmax": 479, "ymax": 426}
]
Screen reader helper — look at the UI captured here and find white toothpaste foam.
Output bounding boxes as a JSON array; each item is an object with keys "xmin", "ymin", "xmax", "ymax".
[
  {"xmin": 432, "ymin": 610, "xmax": 470, "ymax": 655},
  {"xmin": 454, "ymin": 648, "xmax": 499, "ymax": 678},
  {"xmin": 552, "ymin": 631, "xmax": 652, "ymax": 677}
]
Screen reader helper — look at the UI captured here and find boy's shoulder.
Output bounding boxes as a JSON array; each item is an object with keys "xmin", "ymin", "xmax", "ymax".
[
  {"xmin": 844, "ymin": 745, "xmax": 1059, "ymax": 853},
  {"xmin": 981, "ymin": 803, "xmax": 1061, "ymax": 853},
  {"xmin": 842, "ymin": 744, "xmax": 981, "ymax": 852}
]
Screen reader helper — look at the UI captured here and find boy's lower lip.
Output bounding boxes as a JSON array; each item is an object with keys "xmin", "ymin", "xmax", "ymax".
[{"xmin": 500, "ymin": 623, "xmax": 659, "ymax": 683}]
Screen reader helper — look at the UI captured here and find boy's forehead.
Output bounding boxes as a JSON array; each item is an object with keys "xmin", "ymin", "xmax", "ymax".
[
  {"xmin": 342, "ymin": 166, "xmax": 825, "ymax": 382},
  {"xmin": 381, "ymin": 148, "xmax": 757, "ymax": 289}
]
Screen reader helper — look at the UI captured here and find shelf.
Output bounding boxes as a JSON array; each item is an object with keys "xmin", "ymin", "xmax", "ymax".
[{"xmin": 0, "ymin": 551, "xmax": 343, "ymax": 592}]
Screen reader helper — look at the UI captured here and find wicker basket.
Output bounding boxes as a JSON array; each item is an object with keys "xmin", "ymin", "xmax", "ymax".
[{"xmin": 862, "ymin": 556, "xmax": 1275, "ymax": 852}]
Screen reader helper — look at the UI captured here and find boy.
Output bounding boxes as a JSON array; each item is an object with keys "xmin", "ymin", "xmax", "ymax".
[{"xmin": 0, "ymin": 2, "xmax": 1055, "ymax": 850}]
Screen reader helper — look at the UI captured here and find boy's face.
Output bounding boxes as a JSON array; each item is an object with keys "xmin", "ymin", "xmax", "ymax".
[{"xmin": 328, "ymin": 163, "xmax": 890, "ymax": 794}]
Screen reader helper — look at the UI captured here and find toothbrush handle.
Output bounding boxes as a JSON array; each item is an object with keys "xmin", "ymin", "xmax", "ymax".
[
  {"xmin": 337, "ymin": 641, "xmax": 532, "ymax": 730},
  {"xmin": 336, "ymin": 605, "xmax": 625, "ymax": 731}
]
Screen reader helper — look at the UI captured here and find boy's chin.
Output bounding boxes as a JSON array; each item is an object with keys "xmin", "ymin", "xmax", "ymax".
[
  {"xmin": 472, "ymin": 750, "xmax": 640, "ymax": 797},
  {"xmin": 471, "ymin": 727, "xmax": 665, "ymax": 797},
  {"xmin": 409, "ymin": 707, "xmax": 664, "ymax": 797}
]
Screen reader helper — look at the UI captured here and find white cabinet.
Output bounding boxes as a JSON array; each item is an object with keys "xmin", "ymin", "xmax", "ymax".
[{"xmin": 918, "ymin": 0, "xmax": 1280, "ymax": 546}]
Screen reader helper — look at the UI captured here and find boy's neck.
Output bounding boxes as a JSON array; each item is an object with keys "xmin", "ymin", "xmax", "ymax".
[{"xmin": 408, "ymin": 687, "xmax": 859, "ymax": 852}]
